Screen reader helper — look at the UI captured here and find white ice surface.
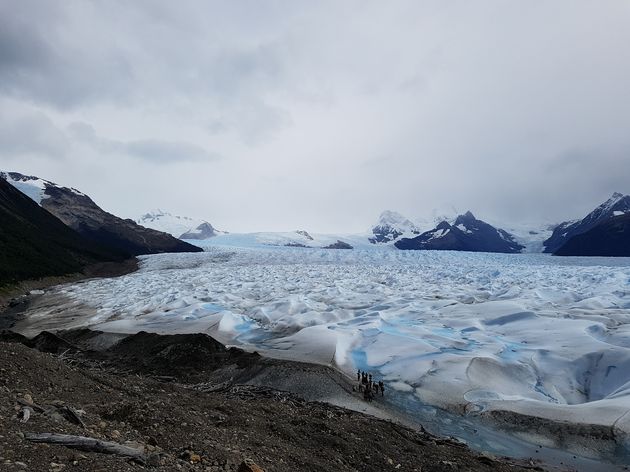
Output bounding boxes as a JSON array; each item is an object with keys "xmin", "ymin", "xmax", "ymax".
[{"xmin": 35, "ymin": 246, "xmax": 630, "ymax": 452}]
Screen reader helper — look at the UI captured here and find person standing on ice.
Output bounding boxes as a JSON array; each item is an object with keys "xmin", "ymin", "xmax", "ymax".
[
  {"xmin": 378, "ymin": 380, "xmax": 384, "ymax": 397},
  {"xmin": 357, "ymin": 369, "xmax": 361, "ymax": 381}
]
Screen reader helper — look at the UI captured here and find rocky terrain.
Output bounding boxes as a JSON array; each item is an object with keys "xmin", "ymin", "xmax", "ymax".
[
  {"xmin": 0, "ymin": 178, "xmax": 130, "ymax": 286},
  {"xmin": 1, "ymin": 172, "xmax": 202, "ymax": 257},
  {"xmin": 0, "ymin": 329, "xmax": 547, "ymax": 472}
]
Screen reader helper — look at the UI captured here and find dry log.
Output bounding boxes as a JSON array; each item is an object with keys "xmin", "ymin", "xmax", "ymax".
[
  {"xmin": 24, "ymin": 433, "xmax": 146, "ymax": 462},
  {"xmin": 61, "ymin": 406, "xmax": 86, "ymax": 428}
]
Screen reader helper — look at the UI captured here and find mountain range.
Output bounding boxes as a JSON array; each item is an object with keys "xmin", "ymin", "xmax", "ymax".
[
  {"xmin": 371, "ymin": 192, "xmax": 630, "ymax": 256},
  {"xmin": 394, "ymin": 211, "xmax": 524, "ymax": 253},
  {"xmin": 2, "ymin": 169, "xmax": 629, "ymax": 262},
  {"xmin": 1, "ymin": 172, "xmax": 202, "ymax": 257}
]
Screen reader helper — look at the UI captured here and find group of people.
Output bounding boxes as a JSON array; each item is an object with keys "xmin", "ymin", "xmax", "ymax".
[{"xmin": 356, "ymin": 370, "xmax": 384, "ymax": 402}]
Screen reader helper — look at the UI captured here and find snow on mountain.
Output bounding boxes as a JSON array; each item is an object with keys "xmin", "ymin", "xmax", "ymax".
[
  {"xmin": 136, "ymin": 209, "xmax": 223, "ymax": 240},
  {"xmin": 544, "ymin": 192, "xmax": 630, "ymax": 253},
  {"xmin": 369, "ymin": 210, "xmax": 419, "ymax": 243},
  {"xmin": 0, "ymin": 171, "xmax": 86, "ymax": 204},
  {"xmin": 396, "ymin": 211, "xmax": 524, "ymax": 253},
  {"xmin": 1, "ymin": 171, "xmax": 202, "ymax": 256},
  {"xmin": 413, "ymin": 209, "xmax": 458, "ymax": 233}
]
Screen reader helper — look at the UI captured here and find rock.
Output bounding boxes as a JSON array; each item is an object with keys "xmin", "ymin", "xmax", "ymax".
[
  {"xmin": 238, "ymin": 458, "xmax": 264, "ymax": 472},
  {"xmin": 110, "ymin": 430, "xmax": 121, "ymax": 440},
  {"xmin": 180, "ymin": 450, "xmax": 201, "ymax": 464},
  {"xmin": 322, "ymin": 240, "xmax": 353, "ymax": 250}
]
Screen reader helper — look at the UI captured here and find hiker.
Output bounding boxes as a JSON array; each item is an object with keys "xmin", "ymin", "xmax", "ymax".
[
  {"xmin": 378, "ymin": 380, "xmax": 384, "ymax": 397},
  {"xmin": 364, "ymin": 383, "xmax": 373, "ymax": 402},
  {"xmin": 368, "ymin": 373, "xmax": 373, "ymax": 384},
  {"xmin": 357, "ymin": 369, "xmax": 361, "ymax": 381},
  {"xmin": 362, "ymin": 372, "xmax": 367, "ymax": 384}
]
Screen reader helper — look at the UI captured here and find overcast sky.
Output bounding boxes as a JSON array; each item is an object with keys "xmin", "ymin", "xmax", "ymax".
[{"xmin": 1, "ymin": 1, "xmax": 629, "ymax": 232}]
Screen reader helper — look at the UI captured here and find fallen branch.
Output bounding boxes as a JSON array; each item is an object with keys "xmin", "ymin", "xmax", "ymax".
[
  {"xmin": 24, "ymin": 433, "xmax": 146, "ymax": 462},
  {"xmin": 60, "ymin": 406, "xmax": 86, "ymax": 428}
]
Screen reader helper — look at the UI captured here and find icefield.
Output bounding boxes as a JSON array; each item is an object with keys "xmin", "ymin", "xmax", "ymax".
[{"xmin": 23, "ymin": 244, "xmax": 630, "ymax": 464}]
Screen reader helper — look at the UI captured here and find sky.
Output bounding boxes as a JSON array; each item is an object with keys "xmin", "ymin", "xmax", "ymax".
[{"xmin": 1, "ymin": 0, "xmax": 630, "ymax": 233}]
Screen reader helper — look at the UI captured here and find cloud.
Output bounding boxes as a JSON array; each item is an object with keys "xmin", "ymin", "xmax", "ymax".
[
  {"xmin": 0, "ymin": 110, "xmax": 69, "ymax": 158},
  {"xmin": 0, "ymin": 2, "xmax": 133, "ymax": 109},
  {"xmin": 1, "ymin": 1, "xmax": 630, "ymax": 231},
  {"xmin": 68, "ymin": 122, "xmax": 219, "ymax": 164}
]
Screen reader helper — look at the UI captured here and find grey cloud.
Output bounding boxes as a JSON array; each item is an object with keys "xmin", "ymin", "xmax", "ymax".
[
  {"xmin": 0, "ymin": 111, "xmax": 69, "ymax": 158},
  {"xmin": 1, "ymin": 1, "xmax": 630, "ymax": 232},
  {"xmin": 0, "ymin": 2, "xmax": 133, "ymax": 109},
  {"xmin": 68, "ymin": 122, "xmax": 218, "ymax": 164}
]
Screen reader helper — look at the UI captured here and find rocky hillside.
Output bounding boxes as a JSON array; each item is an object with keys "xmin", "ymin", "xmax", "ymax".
[
  {"xmin": 0, "ymin": 329, "xmax": 542, "ymax": 472},
  {"xmin": 1, "ymin": 172, "xmax": 202, "ymax": 256},
  {"xmin": 555, "ymin": 212, "xmax": 630, "ymax": 256},
  {"xmin": 544, "ymin": 192, "xmax": 630, "ymax": 253},
  {"xmin": 395, "ymin": 212, "xmax": 524, "ymax": 253},
  {"xmin": 0, "ymin": 179, "xmax": 127, "ymax": 286}
]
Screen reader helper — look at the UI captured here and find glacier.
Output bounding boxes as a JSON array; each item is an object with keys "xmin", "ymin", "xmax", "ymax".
[{"xmin": 16, "ymin": 243, "xmax": 630, "ymax": 466}]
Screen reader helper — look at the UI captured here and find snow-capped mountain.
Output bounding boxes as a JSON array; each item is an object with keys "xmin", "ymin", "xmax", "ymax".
[
  {"xmin": 414, "ymin": 209, "xmax": 458, "ymax": 233},
  {"xmin": 1, "ymin": 171, "xmax": 202, "ymax": 256},
  {"xmin": 544, "ymin": 192, "xmax": 630, "ymax": 253},
  {"xmin": 395, "ymin": 211, "xmax": 524, "ymax": 253},
  {"xmin": 0, "ymin": 171, "xmax": 86, "ymax": 204},
  {"xmin": 0, "ymin": 178, "xmax": 126, "ymax": 284},
  {"xmin": 369, "ymin": 210, "xmax": 419, "ymax": 243},
  {"xmin": 136, "ymin": 209, "xmax": 223, "ymax": 240},
  {"xmin": 555, "ymin": 212, "xmax": 630, "ymax": 256}
]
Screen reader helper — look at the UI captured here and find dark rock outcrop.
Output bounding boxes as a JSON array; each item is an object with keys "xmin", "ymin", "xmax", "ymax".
[
  {"xmin": 544, "ymin": 192, "xmax": 630, "ymax": 253},
  {"xmin": 0, "ymin": 178, "xmax": 127, "ymax": 286},
  {"xmin": 180, "ymin": 222, "xmax": 217, "ymax": 240},
  {"xmin": 555, "ymin": 213, "xmax": 630, "ymax": 256},
  {"xmin": 1, "ymin": 172, "xmax": 202, "ymax": 256},
  {"xmin": 323, "ymin": 240, "xmax": 353, "ymax": 249},
  {"xmin": 295, "ymin": 230, "xmax": 314, "ymax": 240},
  {"xmin": 395, "ymin": 211, "xmax": 524, "ymax": 253}
]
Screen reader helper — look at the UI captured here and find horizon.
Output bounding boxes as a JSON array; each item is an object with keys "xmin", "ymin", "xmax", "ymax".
[{"xmin": 2, "ymin": 1, "xmax": 630, "ymax": 233}]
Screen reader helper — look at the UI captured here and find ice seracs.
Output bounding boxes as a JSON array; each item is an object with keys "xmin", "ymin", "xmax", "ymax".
[
  {"xmin": 395, "ymin": 211, "xmax": 524, "ymax": 253},
  {"xmin": 545, "ymin": 192, "xmax": 630, "ymax": 254},
  {"xmin": 20, "ymin": 246, "xmax": 630, "ymax": 462}
]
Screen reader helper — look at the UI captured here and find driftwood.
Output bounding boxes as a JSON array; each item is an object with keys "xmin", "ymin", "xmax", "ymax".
[
  {"xmin": 25, "ymin": 433, "xmax": 146, "ymax": 462},
  {"xmin": 60, "ymin": 406, "xmax": 86, "ymax": 428}
]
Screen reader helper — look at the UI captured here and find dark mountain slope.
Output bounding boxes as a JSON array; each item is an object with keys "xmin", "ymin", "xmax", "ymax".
[
  {"xmin": 2, "ymin": 172, "xmax": 202, "ymax": 256},
  {"xmin": 0, "ymin": 179, "xmax": 126, "ymax": 286},
  {"xmin": 395, "ymin": 212, "xmax": 524, "ymax": 253},
  {"xmin": 555, "ymin": 213, "xmax": 630, "ymax": 256},
  {"xmin": 544, "ymin": 192, "xmax": 630, "ymax": 253}
]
